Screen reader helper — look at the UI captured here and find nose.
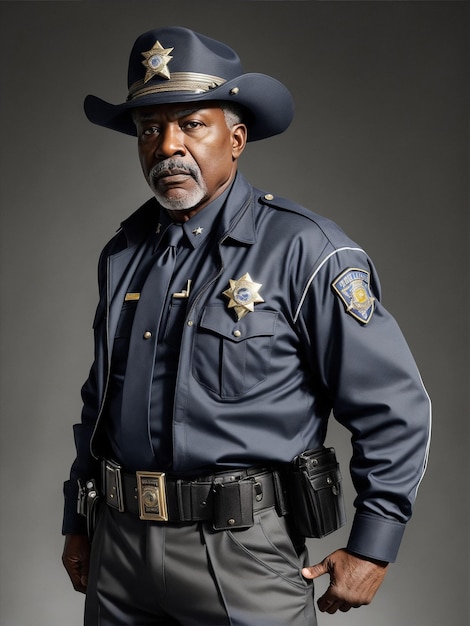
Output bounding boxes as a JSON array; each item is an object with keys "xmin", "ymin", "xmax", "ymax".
[{"xmin": 155, "ymin": 123, "xmax": 186, "ymax": 159}]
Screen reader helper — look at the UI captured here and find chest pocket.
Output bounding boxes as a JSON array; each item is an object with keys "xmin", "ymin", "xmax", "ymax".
[{"xmin": 192, "ymin": 305, "xmax": 278, "ymax": 398}]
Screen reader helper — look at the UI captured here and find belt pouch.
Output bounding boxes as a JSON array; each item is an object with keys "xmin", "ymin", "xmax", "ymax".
[
  {"xmin": 288, "ymin": 447, "xmax": 346, "ymax": 538},
  {"xmin": 212, "ymin": 480, "xmax": 254, "ymax": 530},
  {"xmin": 77, "ymin": 478, "xmax": 102, "ymax": 542}
]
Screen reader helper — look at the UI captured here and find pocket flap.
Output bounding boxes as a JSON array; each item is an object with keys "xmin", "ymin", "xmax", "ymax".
[{"xmin": 200, "ymin": 307, "xmax": 278, "ymax": 342}]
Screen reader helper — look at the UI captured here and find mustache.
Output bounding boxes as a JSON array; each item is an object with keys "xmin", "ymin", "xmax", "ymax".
[{"xmin": 149, "ymin": 158, "xmax": 201, "ymax": 183}]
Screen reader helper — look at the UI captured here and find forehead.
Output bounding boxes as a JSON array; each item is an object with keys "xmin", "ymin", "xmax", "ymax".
[{"xmin": 133, "ymin": 102, "xmax": 222, "ymax": 122}]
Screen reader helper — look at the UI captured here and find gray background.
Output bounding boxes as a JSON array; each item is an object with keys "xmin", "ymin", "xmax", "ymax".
[{"xmin": 0, "ymin": 1, "xmax": 468, "ymax": 625}]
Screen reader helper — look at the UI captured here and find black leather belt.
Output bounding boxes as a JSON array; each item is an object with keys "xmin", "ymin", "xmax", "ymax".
[{"xmin": 102, "ymin": 460, "xmax": 287, "ymax": 530}]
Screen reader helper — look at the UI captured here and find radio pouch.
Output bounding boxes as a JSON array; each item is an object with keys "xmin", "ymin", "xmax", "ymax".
[{"xmin": 287, "ymin": 446, "xmax": 346, "ymax": 538}]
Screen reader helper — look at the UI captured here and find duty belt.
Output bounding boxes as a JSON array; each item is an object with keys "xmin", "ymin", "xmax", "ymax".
[{"xmin": 101, "ymin": 459, "xmax": 288, "ymax": 531}]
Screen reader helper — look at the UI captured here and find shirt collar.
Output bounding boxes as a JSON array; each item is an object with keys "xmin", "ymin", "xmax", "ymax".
[
  {"xmin": 120, "ymin": 172, "xmax": 255, "ymax": 249},
  {"xmin": 182, "ymin": 184, "xmax": 232, "ymax": 249},
  {"xmin": 155, "ymin": 182, "xmax": 233, "ymax": 251}
]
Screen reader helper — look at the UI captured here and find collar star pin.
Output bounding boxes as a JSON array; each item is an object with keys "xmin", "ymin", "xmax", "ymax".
[
  {"xmin": 223, "ymin": 272, "xmax": 264, "ymax": 320},
  {"xmin": 192, "ymin": 226, "xmax": 204, "ymax": 236},
  {"xmin": 141, "ymin": 40, "xmax": 174, "ymax": 82}
]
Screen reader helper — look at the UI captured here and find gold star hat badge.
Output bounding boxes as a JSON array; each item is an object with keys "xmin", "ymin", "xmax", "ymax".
[
  {"xmin": 223, "ymin": 273, "xmax": 264, "ymax": 320},
  {"xmin": 84, "ymin": 27, "xmax": 294, "ymax": 139},
  {"xmin": 141, "ymin": 40, "xmax": 174, "ymax": 82}
]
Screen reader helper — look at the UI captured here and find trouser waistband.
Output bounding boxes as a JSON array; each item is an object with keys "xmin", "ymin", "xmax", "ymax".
[{"xmin": 101, "ymin": 460, "xmax": 288, "ymax": 530}]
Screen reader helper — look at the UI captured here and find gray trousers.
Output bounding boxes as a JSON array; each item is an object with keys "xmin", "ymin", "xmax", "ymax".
[{"xmin": 85, "ymin": 504, "xmax": 317, "ymax": 626}]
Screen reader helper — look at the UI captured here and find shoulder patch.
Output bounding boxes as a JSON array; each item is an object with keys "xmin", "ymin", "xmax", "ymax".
[{"xmin": 332, "ymin": 268, "xmax": 375, "ymax": 324}]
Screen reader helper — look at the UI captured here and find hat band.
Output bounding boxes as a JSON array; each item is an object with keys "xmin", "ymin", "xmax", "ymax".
[{"xmin": 128, "ymin": 72, "xmax": 227, "ymax": 101}]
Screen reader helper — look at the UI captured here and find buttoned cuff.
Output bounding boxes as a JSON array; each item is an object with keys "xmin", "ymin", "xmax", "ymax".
[
  {"xmin": 346, "ymin": 512, "xmax": 406, "ymax": 563},
  {"xmin": 62, "ymin": 479, "xmax": 87, "ymax": 535}
]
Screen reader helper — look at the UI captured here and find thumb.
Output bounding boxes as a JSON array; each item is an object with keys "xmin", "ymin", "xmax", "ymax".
[{"xmin": 302, "ymin": 559, "xmax": 329, "ymax": 580}]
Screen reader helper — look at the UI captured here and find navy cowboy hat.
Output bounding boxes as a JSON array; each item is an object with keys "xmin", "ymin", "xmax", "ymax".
[{"xmin": 84, "ymin": 26, "xmax": 294, "ymax": 141}]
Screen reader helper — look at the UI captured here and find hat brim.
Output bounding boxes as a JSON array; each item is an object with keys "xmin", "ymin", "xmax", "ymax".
[{"xmin": 84, "ymin": 73, "xmax": 293, "ymax": 142}]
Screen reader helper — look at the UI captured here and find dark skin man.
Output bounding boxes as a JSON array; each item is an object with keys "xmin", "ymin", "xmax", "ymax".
[{"xmin": 63, "ymin": 101, "xmax": 387, "ymax": 615}]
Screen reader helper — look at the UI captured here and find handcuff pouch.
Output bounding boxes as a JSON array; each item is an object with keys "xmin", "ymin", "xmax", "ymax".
[{"xmin": 212, "ymin": 480, "xmax": 254, "ymax": 530}]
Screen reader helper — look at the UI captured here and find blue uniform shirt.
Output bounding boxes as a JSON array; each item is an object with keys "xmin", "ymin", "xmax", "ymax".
[{"xmin": 63, "ymin": 173, "xmax": 431, "ymax": 563}]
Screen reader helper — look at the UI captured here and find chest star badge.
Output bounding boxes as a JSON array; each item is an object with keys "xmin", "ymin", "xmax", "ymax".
[
  {"xmin": 142, "ymin": 40, "xmax": 174, "ymax": 82},
  {"xmin": 223, "ymin": 273, "xmax": 264, "ymax": 320}
]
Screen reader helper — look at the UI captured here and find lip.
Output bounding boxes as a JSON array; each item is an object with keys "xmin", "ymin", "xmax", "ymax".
[
  {"xmin": 154, "ymin": 169, "xmax": 194, "ymax": 190},
  {"xmin": 159, "ymin": 176, "xmax": 193, "ymax": 192},
  {"xmin": 156, "ymin": 168, "xmax": 192, "ymax": 181}
]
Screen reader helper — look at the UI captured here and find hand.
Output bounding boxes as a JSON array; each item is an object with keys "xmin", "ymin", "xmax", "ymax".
[
  {"xmin": 62, "ymin": 534, "xmax": 91, "ymax": 594},
  {"xmin": 302, "ymin": 548, "xmax": 388, "ymax": 613}
]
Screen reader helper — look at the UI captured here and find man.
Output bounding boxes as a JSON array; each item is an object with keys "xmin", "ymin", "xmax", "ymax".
[{"xmin": 62, "ymin": 26, "xmax": 431, "ymax": 625}]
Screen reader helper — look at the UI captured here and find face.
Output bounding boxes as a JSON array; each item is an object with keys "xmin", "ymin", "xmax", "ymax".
[{"xmin": 134, "ymin": 102, "xmax": 247, "ymax": 220}]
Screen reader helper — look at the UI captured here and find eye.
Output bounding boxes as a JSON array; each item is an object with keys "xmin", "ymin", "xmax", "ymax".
[
  {"xmin": 181, "ymin": 120, "xmax": 203, "ymax": 131},
  {"xmin": 141, "ymin": 126, "xmax": 160, "ymax": 139}
]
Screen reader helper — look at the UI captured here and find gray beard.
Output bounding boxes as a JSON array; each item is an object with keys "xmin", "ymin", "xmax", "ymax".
[{"xmin": 148, "ymin": 158, "xmax": 207, "ymax": 211}]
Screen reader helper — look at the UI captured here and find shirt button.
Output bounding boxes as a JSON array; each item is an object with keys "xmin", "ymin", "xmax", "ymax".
[
  {"xmin": 264, "ymin": 193, "xmax": 274, "ymax": 201},
  {"xmin": 143, "ymin": 331, "xmax": 152, "ymax": 340},
  {"xmin": 187, "ymin": 320, "xmax": 194, "ymax": 327},
  {"xmin": 233, "ymin": 330, "xmax": 242, "ymax": 338}
]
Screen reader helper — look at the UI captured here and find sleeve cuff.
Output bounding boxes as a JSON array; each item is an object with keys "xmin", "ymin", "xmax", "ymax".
[
  {"xmin": 62, "ymin": 479, "xmax": 87, "ymax": 535},
  {"xmin": 346, "ymin": 512, "xmax": 406, "ymax": 563}
]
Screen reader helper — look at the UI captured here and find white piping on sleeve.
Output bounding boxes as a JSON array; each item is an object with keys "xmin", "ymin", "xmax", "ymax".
[
  {"xmin": 293, "ymin": 246, "xmax": 366, "ymax": 323},
  {"xmin": 413, "ymin": 375, "xmax": 432, "ymax": 498}
]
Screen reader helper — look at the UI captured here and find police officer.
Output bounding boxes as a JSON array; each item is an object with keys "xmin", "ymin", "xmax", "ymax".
[{"xmin": 62, "ymin": 26, "xmax": 431, "ymax": 625}]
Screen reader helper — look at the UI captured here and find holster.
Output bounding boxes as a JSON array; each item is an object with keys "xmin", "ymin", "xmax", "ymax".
[
  {"xmin": 287, "ymin": 446, "xmax": 346, "ymax": 538},
  {"xmin": 77, "ymin": 478, "xmax": 102, "ymax": 541}
]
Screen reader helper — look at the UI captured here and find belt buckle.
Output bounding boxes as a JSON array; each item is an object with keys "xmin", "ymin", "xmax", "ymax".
[{"xmin": 136, "ymin": 472, "xmax": 169, "ymax": 521}]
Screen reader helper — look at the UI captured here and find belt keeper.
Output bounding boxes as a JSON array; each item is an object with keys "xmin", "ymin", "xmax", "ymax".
[
  {"xmin": 176, "ymin": 479, "xmax": 191, "ymax": 522},
  {"xmin": 190, "ymin": 482, "xmax": 213, "ymax": 520},
  {"xmin": 273, "ymin": 470, "xmax": 289, "ymax": 516},
  {"xmin": 103, "ymin": 460, "xmax": 124, "ymax": 512}
]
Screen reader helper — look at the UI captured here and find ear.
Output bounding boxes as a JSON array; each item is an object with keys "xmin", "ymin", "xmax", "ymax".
[{"xmin": 231, "ymin": 124, "xmax": 248, "ymax": 159}]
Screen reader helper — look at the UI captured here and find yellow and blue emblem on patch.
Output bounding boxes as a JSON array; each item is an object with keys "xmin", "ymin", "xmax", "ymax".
[{"xmin": 332, "ymin": 268, "xmax": 375, "ymax": 324}]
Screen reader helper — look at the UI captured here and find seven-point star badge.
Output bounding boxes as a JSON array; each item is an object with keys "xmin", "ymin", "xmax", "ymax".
[
  {"xmin": 223, "ymin": 273, "xmax": 264, "ymax": 320},
  {"xmin": 141, "ymin": 40, "xmax": 174, "ymax": 82}
]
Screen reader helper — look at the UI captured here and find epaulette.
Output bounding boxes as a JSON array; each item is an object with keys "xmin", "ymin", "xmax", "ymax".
[
  {"xmin": 256, "ymin": 190, "xmax": 319, "ymax": 223},
  {"xmin": 256, "ymin": 189, "xmax": 359, "ymax": 250}
]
